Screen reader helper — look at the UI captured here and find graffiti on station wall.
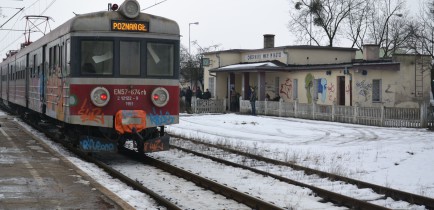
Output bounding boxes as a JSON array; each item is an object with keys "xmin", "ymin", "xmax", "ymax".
[
  {"xmin": 345, "ymin": 84, "xmax": 351, "ymax": 95},
  {"xmin": 383, "ymin": 84, "xmax": 394, "ymax": 105},
  {"xmin": 355, "ymin": 80, "xmax": 372, "ymax": 102},
  {"xmin": 317, "ymin": 78, "xmax": 327, "ymax": 102},
  {"xmin": 327, "ymin": 82, "xmax": 336, "ymax": 102},
  {"xmin": 385, "ymin": 84, "xmax": 394, "ymax": 93},
  {"xmin": 305, "ymin": 73, "xmax": 314, "ymax": 104},
  {"xmin": 279, "ymin": 78, "xmax": 293, "ymax": 99}
]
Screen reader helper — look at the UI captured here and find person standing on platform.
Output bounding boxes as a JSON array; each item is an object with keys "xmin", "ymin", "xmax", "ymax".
[
  {"xmin": 185, "ymin": 86, "xmax": 193, "ymax": 112},
  {"xmin": 249, "ymin": 87, "xmax": 257, "ymax": 116}
]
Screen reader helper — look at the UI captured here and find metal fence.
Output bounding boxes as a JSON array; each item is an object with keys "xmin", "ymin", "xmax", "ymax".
[
  {"xmin": 429, "ymin": 106, "xmax": 434, "ymax": 130},
  {"xmin": 187, "ymin": 96, "xmax": 433, "ymax": 129},
  {"xmin": 239, "ymin": 99, "xmax": 431, "ymax": 128},
  {"xmin": 191, "ymin": 97, "xmax": 226, "ymax": 114}
]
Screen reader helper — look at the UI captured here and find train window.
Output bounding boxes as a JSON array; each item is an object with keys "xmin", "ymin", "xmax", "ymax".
[
  {"xmin": 65, "ymin": 39, "xmax": 70, "ymax": 76},
  {"xmin": 33, "ymin": 54, "xmax": 37, "ymax": 78},
  {"xmin": 81, "ymin": 41, "xmax": 113, "ymax": 75},
  {"xmin": 120, "ymin": 41, "xmax": 140, "ymax": 76},
  {"xmin": 54, "ymin": 46, "xmax": 58, "ymax": 67},
  {"xmin": 146, "ymin": 43, "xmax": 174, "ymax": 76}
]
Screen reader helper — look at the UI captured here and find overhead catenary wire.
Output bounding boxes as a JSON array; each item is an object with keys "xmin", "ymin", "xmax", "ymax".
[
  {"xmin": 141, "ymin": 0, "xmax": 168, "ymax": 11},
  {"xmin": 0, "ymin": 0, "xmax": 57, "ymax": 55},
  {"xmin": 0, "ymin": 7, "xmax": 24, "ymax": 29}
]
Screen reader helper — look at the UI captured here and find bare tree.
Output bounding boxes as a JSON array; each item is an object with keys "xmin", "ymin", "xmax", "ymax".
[
  {"xmin": 289, "ymin": 0, "xmax": 365, "ymax": 47},
  {"xmin": 364, "ymin": 0, "xmax": 407, "ymax": 57},
  {"xmin": 345, "ymin": 0, "xmax": 370, "ymax": 50},
  {"xmin": 412, "ymin": 0, "xmax": 434, "ymax": 56},
  {"xmin": 180, "ymin": 43, "xmax": 220, "ymax": 90}
]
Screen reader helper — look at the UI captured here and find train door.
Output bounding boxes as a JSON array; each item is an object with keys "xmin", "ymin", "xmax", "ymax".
[
  {"xmin": 337, "ymin": 76, "xmax": 345, "ymax": 106},
  {"xmin": 41, "ymin": 45, "xmax": 46, "ymax": 114},
  {"xmin": 25, "ymin": 54, "xmax": 29, "ymax": 108},
  {"xmin": 0, "ymin": 66, "xmax": 2, "ymax": 101},
  {"xmin": 7, "ymin": 64, "xmax": 10, "ymax": 102}
]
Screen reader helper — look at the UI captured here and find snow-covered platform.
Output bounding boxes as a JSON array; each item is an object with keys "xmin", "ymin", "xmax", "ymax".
[{"xmin": 0, "ymin": 116, "xmax": 130, "ymax": 209}]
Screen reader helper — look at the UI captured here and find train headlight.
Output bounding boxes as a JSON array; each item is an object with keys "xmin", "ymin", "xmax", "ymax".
[
  {"xmin": 151, "ymin": 87, "xmax": 169, "ymax": 107},
  {"xmin": 119, "ymin": 0, "xmax": 140, "ymax": 19},
  {"xmin": 90, "ymin": 87, "xmax": 110, "ymax": 107}
]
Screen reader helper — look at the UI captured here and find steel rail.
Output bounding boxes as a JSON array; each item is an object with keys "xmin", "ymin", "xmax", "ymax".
[
  {"xmin": 119, "ymin": 148, "xmax": 285, "ymax": 210},
  {"xmin": 172, "ymin": 145, "xmax": 391, "ymax": 210},
  {"xmin": 19, "ymin": 115, "xmax": 182, "ymax": 210},
  {"xmin": 171, "ymin": 135, "xmax": 434, "ymax": 209}
]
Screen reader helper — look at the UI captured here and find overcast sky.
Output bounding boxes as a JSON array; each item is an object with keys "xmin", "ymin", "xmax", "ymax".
[{"xmin": 0, "ymin": 0, "xmax": 424, "ymax": 57}]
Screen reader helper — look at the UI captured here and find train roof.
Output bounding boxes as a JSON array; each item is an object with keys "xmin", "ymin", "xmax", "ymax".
[{"xmin": 1, "ymin": 10, "xmax": 180, "ymax": 63}]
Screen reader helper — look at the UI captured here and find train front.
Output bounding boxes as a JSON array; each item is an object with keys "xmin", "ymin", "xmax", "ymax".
[{"xmin": 66, "ymin": 0, "xmax": 180, "ymax": 154}]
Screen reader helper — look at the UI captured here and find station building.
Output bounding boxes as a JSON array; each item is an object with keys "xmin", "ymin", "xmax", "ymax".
[{"xmin": 202, "ymin": 35, "xmax": 432, "ymax": 109}]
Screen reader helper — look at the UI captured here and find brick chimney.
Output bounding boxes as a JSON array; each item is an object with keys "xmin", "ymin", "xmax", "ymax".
[
  {"xmin": 363, "ymin": 44, "xmax": 380, "ymax": 61},
  {"xmin": 263, "ymin": 34, "xmax": 275, "ymax": 49}
]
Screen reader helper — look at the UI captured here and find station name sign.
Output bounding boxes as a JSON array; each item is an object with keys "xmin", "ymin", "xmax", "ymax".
[
  {"xmin": 111, "ymin": 20, "xmax": 149, "ymax": 32},
  {"xmin": 245, "ymin": 51, "xmax": 284, "ymax": 62}
]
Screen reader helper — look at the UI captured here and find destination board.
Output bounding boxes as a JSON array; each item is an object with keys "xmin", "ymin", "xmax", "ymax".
[{"xmin": 111, "ymin": 20, "xmax": 149, "ymax": 32}]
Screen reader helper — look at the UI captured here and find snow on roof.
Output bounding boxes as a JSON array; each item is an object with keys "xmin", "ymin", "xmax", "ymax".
[{"xmin": 219, "ymin": 62, "xmax": 278, "ymax": 70}]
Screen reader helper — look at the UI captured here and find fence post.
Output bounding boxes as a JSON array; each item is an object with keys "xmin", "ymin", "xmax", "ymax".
[
  {"xmin": 279, "ymin": 98, "xmax": 283, "ymax": 117},
  {"xmin": 294, "ymin": 99, "xmax": 298, "ymax": 118},
  {"xmin": 193, "ymin": 96, "xmax": 198, "ymax": 113},
  {"xmin": 265, "ymin": 100, "xmax": 268, "ymax": 116},
  {"xmin": 238, "ymin": 96, "xmax": 242, "ymax": 113},
  {"xmin": 312, "ymin": 101, "xmax": 316, "ymax": 120},
  {"xmin": 380, "ymin": 106, "xmax": 385, "ymax": 127},
  {"xmin": 223, "ymin": 98, "xmax": 227, "ymax": 113},
  {"xmin": 353, "ymin": 105, "xmax": 358, "ymax": 124},
  {"xmin": 332, "ymin": 103, "xmax": 335, "ymax": 122},
  {"xmin": 421, "ymin": 103, "xmax": 427, "ymax": 128}
]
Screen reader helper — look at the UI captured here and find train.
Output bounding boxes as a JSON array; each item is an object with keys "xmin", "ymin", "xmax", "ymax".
[{"xmin": 0, "ymin": 0, "xmax": 180, "ymax": 154}]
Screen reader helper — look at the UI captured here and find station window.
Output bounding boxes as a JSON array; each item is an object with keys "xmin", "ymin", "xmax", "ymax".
[
  {"xmin": 80, "ymin": 40, "xmax": 113, "ymax": 75},
  {"xmin": 146, "ymin": 43, "xmax": 174, "ymax": 76},
  {"xmin": 372, "ymin": 79, "xmax": 382, "ymax": 102},
  {"xmin": 120, "ymin": 41, "xmax": 140, "ymax": 76}
]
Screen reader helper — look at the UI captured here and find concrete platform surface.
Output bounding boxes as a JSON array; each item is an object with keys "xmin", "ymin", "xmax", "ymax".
[{"xmin": 0, "ymin": 117, "xmax": 130, "ymax": 209}]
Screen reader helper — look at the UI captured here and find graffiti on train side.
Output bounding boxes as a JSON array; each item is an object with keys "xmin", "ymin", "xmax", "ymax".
[{"xmin": 148, "ymin": 107, "xmax": 174, "ymax": 126}]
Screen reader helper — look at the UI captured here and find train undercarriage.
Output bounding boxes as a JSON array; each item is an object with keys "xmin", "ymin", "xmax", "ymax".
[{"xmin": 3, "ymin": 102, "xmax": 170, "ymax": 155}]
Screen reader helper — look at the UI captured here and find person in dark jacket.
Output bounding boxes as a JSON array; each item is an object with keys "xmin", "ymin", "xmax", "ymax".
[
  {"xmin": 195, "ymin": 87, "xmax": 202, "ymax": 99},
  {"xmin": 203, "ymin": 89, "xmax": 211, "ymax": 99},
  {"xmin": 230, "ymin": 89, "xmax": 237, "ymax": 112},
  {"xmin": 185, "ymin": 86, "xmax": 193, "ymax": 109},
  {"xmin": 249, "ymin": 87, "xmax": 257, "ymax": 115}
]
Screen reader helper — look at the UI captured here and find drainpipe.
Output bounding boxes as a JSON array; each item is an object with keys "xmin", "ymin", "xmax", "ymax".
[
  {"xmin": 283, "ymin": 50, "xmax": 289, "ymax": 65},
  {"xmin": 216, "ymin": 53, "xmax": 221, "ymax": 68}
]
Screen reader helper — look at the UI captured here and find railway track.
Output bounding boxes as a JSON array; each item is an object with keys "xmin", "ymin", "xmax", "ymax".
[
  {"xmin": 18, "ymin": 117, "xmax": 181, "ymax": 210},
  {"xmin": 167, "ymin": 135, "xmax": 434, "ymax": 210},
  {"xmin": 118, "ymin": 147, "xmax": 283, "ymax": 210},
  {"xmin": 16, "ymin": 113, "xmax": 284, "ymax": 209},
  {"xmin": 11, "ymin": 108, "xmax": 433, "ymax": 209}
]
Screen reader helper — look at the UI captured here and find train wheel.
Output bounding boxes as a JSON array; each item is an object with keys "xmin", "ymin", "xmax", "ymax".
[
  {"xmin": 117, "ymin": 136, "xmax": 127, "ymax": 150},
  {"xmin": 131, "ymin": 127, "xmax": 145, "ymax": 155},
  {"xmin": 136, "ymin": 138, "xmax": 144, "ymax": 155}
]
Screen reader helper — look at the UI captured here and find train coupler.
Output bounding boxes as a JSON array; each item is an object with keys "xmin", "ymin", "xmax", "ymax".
[{"xmin": 132, "ymin": 127, "xmax": 170, "ymax": 153}]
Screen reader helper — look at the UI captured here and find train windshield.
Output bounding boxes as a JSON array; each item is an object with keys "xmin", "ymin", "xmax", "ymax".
[
  {"xmin": 147, "ymin": 43, "xmax": 174, "ymax": 76},
  {"xmin": 80, "ymin": 41, "xmax": 113, "ymax": 75},
  {"xmin": 79, "ymin": 39, "xmax": 176, "ymax": 77},
  {"xmin": 120, "ymin": 41, "xmax": 140, "ymax": 76}
]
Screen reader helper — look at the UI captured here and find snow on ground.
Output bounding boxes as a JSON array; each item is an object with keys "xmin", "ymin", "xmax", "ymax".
[
  {"xmin": 2, "ymin": 110, "xmax": 434, "ymax": 209},
  {"xmin": 167, "ymin": 113, "xmax": 434, "ymax": 198}
]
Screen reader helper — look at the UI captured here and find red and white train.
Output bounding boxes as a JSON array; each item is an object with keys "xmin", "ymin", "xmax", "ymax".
[{"xmin": 0, "ymin": 0, "xmax": 180, "ymax": 154}]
